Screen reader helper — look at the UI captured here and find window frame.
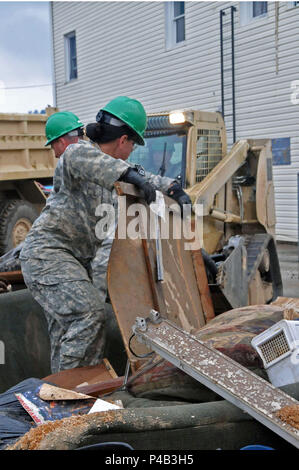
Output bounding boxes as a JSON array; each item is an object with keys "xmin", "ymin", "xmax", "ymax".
[
  {"xmin": 165, "ymin": 2, "xmax": 186, "ymax": 50},
  {"xmin": 239, "ymin": 2, "xmax": 268, "ymax": 26},
  {"xmin": 64, "ymin": 31, "xmax": 78, "ymax": 82},
  {"xmin": 287, "ymin": 1, "xmax": 299, "ymax": 8}
]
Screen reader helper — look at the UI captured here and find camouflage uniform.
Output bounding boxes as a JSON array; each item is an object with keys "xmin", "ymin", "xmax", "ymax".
[{"xmin": 20, "ymin": 139, "xmax": 174, "ymax": 373}]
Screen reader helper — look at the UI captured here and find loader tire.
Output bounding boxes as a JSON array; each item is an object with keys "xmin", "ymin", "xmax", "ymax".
[{"xmin": 0, "ymin": 200, "xmax": 39, "ymax": 255}]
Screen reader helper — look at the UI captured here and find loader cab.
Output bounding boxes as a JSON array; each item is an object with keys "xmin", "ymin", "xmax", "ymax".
[
  {"xmin": 128, "ymin": 109, "xmax": 227, "ymax": 191},
  {"xmin": 129, "ymin": 132, "xmax": 187, "ymax": 185}
]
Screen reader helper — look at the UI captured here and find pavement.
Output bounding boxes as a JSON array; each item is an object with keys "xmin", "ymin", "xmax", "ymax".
[{"xmin": 277, "ymin": 242, "xmax": 299, "ymax": 298}]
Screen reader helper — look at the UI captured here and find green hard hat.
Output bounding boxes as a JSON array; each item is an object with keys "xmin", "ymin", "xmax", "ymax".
[
  {"xmin": 100, "ymin": 96, "xmax": 147, "ymax": 145},
  {"xmin": 45, "ymin": 111, "xmax": 84, "ymax": 146}
]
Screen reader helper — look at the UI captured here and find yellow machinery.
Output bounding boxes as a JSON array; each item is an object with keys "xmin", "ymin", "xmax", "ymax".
[{"xmin": 129, "ymin": 109, "xmax": 282, "ymax": 312}]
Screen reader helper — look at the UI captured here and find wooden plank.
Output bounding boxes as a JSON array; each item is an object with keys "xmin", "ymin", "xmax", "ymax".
[
  {"xmin": 39, "ymin": 383, "xmax": 93, "ymax": 401},
  {"xmin": 74, "ymin": 376, "xmax": 125, "ymax": 397},
  {"xmin": 191, "ymin": 249, "xmax": 215, "ymax": 322},
  {"xmin": 0, "ymin": 270, "xmax": 23, "ymax": 282},
  {"xmin": 108, "ymin": 183, "xmax": 206, "ymax": 369},
  {"xmin": 42, "ymin": 360, "xmax": 117, "ymax": 390}
]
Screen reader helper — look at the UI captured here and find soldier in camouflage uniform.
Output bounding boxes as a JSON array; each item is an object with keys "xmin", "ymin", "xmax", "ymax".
[{"xmin": 20, "ymin": 97, "xmax": 191, "ymax": 373}]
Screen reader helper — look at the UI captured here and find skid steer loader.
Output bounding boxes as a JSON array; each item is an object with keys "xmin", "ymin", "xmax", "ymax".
[{"xmin": 129, "ymin": 109, "xmax": 283, "ymax": 314}]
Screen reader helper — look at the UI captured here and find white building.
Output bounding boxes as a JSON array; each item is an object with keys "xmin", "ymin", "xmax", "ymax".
[{"xmin": 50, "ymin": 1, "xmax": 299, "ymax": 242}]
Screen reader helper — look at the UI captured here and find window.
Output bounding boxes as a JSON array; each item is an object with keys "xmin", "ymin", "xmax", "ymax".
[
  {"xmin": 129, "ymin": 133, "xmax": 186, "ymax": 182},
  {"xmin": 239, "ymin": 2, "xmax": 268, "ymax": 26},
  {"xmin": 65, "ymin": 31, "xmax": 77, "ymax": 81},
  {"xmin": 165, "ymin": 2, "xmax": 185, "ymax": 49},
  {"xmin": 287, "ymin": 1, "xmax": 299, "ymax": 7},
  {"xmin": 252, "ymin": 1, "xmax": 268, "ymax": 17}
]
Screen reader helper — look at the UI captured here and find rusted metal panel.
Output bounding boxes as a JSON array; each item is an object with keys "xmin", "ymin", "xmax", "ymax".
[
  {"xmin": 108, "ymin": 182, "xmax": 207, "ymax": 367},
  {"xmin": 133, "ymin": 315, "xmax": 299, "ymax": 448}
]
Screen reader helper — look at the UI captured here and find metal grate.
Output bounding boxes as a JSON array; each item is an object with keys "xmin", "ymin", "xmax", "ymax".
[
  {"xmin": 196, "ymin": 129, "xmax": 222, "ymax": 183},
  {"xmin": 259, "ymin": 330, "xmax": 290, "ymax": 365}
]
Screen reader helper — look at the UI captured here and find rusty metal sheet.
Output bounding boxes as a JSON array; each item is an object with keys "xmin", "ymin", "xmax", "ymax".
[
  {"xmin": 108, "ymin": 183, "xmax": 206, "ymax": 366},
  {"xmin": 133, "ymin": 315, "xmax": 299, "ymax": 448}
]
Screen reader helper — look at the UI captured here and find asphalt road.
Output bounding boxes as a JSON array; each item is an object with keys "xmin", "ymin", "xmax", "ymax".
[{"xmin": 277, "ymin": 242, "xmax": 299, "ymax": 298}]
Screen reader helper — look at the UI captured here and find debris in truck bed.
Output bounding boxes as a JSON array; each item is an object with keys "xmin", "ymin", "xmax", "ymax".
[
  {"xmin": 7, "ymin": 418, "xmax": 65, "ymax": 450},
  {"xmin": 15, "ymin": 384, "xmax": 96, "ymax": 425},
  {"xmin": 6, "ymin": 409, "xmax": 130, "ymax": 450},
  {"xmin": 276, "ymin": 405, "xmax": 299, "ymax": 430},
  {"xmin": 283, "ymin": 308, "xmax": 299, "ymax": 321},
  {"xmin": 38, "ymin": 383, "xmax": 93, "ymax": 401},
  {"xmin": 42, "ymin": 358, "xmax": 118, "ymax": 390}
]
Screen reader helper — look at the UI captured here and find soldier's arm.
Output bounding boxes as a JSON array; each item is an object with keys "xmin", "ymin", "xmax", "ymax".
[{"xmin": 63, "ymin": 143, "xmax": 130, "ymax": 191}]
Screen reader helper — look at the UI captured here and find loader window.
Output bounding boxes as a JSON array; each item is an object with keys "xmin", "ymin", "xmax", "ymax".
[
  {"xmin": 196, "ymin": 129, "xmax": 222, "ymax": 183},
  {"xmin": 129, "ymin": 133, "xmax": 186, "ymax": 184}
]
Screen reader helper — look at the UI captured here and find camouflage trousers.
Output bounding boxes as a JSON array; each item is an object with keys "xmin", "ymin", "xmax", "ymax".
[{"xmin": 21, "ymin": 258, "xmax": 107, "ymax": 374}]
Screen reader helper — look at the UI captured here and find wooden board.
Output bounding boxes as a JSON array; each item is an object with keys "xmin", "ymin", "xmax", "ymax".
[
  {"xmin": 108, "ymin": 182, "xmax": 207, "ymax": 368},
  {"xmin": 42, "ymin": 358, "xmax": 117, "ymax": 390}
]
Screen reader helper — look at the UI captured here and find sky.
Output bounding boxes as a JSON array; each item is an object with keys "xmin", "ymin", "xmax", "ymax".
[{"xmin": 0, "ymin": 0, "xmax": 53, "ymax": 113}]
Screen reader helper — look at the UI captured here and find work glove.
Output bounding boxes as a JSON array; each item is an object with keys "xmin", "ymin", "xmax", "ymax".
[
  {"xmin": 167, "ymin": 182, "xmax": 192, "ymax": 213},
  {"xmin": 120, "ymin": 166, "xmax": 156, "ymax": 205}
]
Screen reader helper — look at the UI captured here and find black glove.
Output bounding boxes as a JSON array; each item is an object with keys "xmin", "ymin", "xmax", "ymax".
[
  {"xmin": 120, "ymin": 167, "xmax": 156, "ymax": 205},
  {"xmin": 167, "ymin": 182, "xmax": 192, "ymax": 212}
]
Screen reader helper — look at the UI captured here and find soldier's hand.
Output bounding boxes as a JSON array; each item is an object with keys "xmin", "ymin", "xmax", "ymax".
[
  {"xmin": 167, "ymin": 182, "xmax": 192, "ymax": 213},
  {"xmin": 119, "ymin": 167, "xmax": 156, "ymax": 205}
]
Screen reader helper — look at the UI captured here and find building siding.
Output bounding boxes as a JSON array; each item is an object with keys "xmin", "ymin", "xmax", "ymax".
[{"xmin": 51, "ymin": 1, "xmax": 299, "ymax": 241}]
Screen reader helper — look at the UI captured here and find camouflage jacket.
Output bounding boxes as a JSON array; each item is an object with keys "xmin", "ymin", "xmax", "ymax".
[{"xmin": 20, "ymin": 140, "xmax": 174, "ymax": 282}]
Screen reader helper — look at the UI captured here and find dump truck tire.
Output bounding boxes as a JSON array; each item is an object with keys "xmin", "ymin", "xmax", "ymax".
[{"xmin": 0, "ymin": 200, "xmax": 39, "ymax": 255}]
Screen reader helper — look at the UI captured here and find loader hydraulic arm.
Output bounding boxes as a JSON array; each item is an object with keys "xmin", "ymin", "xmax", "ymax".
[{"xmin": 188, "ymin": 140, "xmax": 250, "ymax": 217}]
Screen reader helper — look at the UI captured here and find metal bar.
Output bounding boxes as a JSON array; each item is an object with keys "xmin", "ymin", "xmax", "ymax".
[
  {"xmin": 121, "ymin": 359, "xmax": 131, "ymax": 390},
  {"xmin": 139, "ymin": 210, "xmax": 167, "ymax": 316},
  {"xmin": 133, "ymin": 316, "xmax": 299, "ymax": 449},
  {"xmin": 220, "ymin": 9, "xmax": 225, "ymax": 118},
  {"xmin": 155, "ymin": 214, "xmax": 164, "ymax": 281},
  {"xmin": 220, "ymin": 6, "xmax": 236, "ymax": 144},
  {"xmin": 231, "ymin": 6, "xmax": 237, "ymax": 143}
]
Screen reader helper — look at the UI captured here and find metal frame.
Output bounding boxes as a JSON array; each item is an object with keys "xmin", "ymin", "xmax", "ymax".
[{"xmin": 220, "ymin": 6, "xmax": 237, "ymax": 144}]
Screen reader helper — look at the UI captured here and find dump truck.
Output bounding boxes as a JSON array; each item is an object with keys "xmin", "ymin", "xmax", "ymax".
[
  {"xmin": 129, "ymin": 109, "xmax": 283, "ymax": 312},
  {"xmin": 0, "ymin": 107, "xmax": 57, "ymax": 255}
]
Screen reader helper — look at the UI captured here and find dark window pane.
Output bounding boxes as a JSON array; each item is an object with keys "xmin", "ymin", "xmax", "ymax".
[
  {"xmin": 174, "ymin": 1, "xmax": 184, "ymax": 17},
  {"xmin": 253, "ymin": 2, "xmax": 267, "ymax": 17},
  {"xmin": 68, "ymin": 34, "xmax": 77, "ymax": 79},
  {"xmin": 175, "ymin": 17, "xmax": 185, "ymax": 42},
  {"xmin": 69, "ymin": 36, "xmax": 76, "ymax": 57}
]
